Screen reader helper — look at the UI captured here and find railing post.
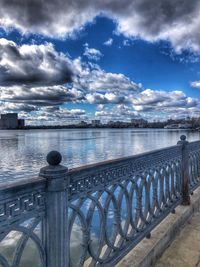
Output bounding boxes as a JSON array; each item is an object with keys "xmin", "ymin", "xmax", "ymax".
[
  {"xmin": 177, "ymin": 135, "xmax": 190, "ymax": 205},
  {"xmin": 39, "ymin": 151, "xmax": 69, "ymax": 267}
]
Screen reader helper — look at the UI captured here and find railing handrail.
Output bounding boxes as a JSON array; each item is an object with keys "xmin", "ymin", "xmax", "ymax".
[
  {"xmin": 68, "ymin": 144, "xmax": 179, "ymax": 174},
  {"xmin": 0, "ymin": 177, "xmax": 46, "ymax": 201},
  {"xmin": 0, "ymin": 176, "xmax": 46, "ymax": 193}
]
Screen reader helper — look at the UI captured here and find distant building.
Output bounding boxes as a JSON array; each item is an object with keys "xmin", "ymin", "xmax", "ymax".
[
  {"xmin": 164, "ymin": 124, "xmax": 179, "ymax": 129},
  {"xmin": 91, "ymin": 120, "xmax": 101, "ymax": 127},
  {"xmin": 0, "ymin": 113, "xmax": 25, "ymax": 129},
  {"xmin": 164, "ymin": 123, "xmax": 192, "ymax": 129},
  {"xmin": 131, "ymin": 118, "xmax": 148, "ymax": 127},
  {"xmin": 79, "ymin": 121, "xmax": 88, "ymax": 127},
  {"xmin": 107, "ymin": 120, "xmax": 130, "ymax": 128},
  {"xmin": 178, "ymin": 123, "xmax": 192, "ymax": 129},
  {"xmin": 18, "ymin": 119, "xmax": 25, "ymax": 129},
  {"xmin": 107, "ymin": 120, "xmax": 115, "ymax": 126}
]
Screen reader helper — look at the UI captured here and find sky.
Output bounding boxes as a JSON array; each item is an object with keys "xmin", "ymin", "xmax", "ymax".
[{"xmin": 1, "ymin": 1, "xmax": 200, "ymax": 125}]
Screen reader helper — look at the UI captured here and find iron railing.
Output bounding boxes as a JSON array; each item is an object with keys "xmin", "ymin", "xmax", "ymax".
[{"xmin": 0, "ymin": 135, "xmax": 198, "ymax": 267}]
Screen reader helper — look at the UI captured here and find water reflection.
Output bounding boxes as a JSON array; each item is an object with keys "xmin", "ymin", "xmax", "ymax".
[{"xmin": 0, "ymin": 128, "xmax": 199, "ymax": 181}]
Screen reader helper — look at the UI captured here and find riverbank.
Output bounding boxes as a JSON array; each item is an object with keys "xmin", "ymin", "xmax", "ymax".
[{"xmin": 13, "ymin": 125, "xmax": 199, "ymax": 130}]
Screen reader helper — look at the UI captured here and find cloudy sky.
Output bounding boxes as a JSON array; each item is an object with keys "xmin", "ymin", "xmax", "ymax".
[{"xmin": 1, "ymin": 0, "xmax": 200, "ymax": 124}]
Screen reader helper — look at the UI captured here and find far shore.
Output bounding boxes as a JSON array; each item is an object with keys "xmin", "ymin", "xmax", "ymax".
[{"xmin": 0, "ymin": 125, "xmax": 198, "ymax": 131}]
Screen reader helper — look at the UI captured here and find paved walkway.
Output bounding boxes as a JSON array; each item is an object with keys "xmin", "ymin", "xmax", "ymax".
[{"xmin": 155, "ymin": 212, "xmax": 200, "ymax": 267}]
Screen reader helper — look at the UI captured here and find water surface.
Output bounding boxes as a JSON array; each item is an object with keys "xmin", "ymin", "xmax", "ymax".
[{"xmin": 0, "ymin": 128, "xmax": 200, "ymax": 182}]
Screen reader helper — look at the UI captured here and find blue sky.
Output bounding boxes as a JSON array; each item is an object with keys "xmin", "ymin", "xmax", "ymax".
[{"xmin": 0, "ymin": 1, "xmax": 200, "ymax": 124}]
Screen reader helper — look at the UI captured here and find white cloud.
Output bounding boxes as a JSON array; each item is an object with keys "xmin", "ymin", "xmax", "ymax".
[
  {"xmin": 190, "ymin": 81, "xmax": 200, "ymax": 88},
  {"xmin": 71, "ymin": 58, "xmax": 141, "ymax": 104},
  {"xmin": 131, "ymin": 89, "xmax": 200, "ymax": 119},
  {"xmin": 95, "ymin": 90, "xmax": 200, "ymax": 121},
  {"xmin": 95, "ymin": 104, "xmax": 139, "ymax": 120},
  {"xmin": 0, "ymin": 39, "xmax": 200, "ymax": 122},
  {"xmin": 104, "ymin": 38, "xmax": 113, "ymax": 46},
  {"xmin": 95, "ymin": 88, "xmax": 200, "ymax": 121},
  {"xmin": 0, "ymin": 40, "xmax": 141, "ymax": 122},
  {"xmin": 83, "ymin": 44, "xmax": 103, "ymax": 61},
  {"xmin": 123, "ymin": 39, "xmax": 131, "ymax": 46},
  {"xmin": 25, "ymin": 107, "xmax": 87, "ymax": 125}
]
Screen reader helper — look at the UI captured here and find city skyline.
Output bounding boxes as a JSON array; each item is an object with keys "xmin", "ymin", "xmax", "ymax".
[{"xmin": 1, "ymin": 1, "xmax": 200, "ymax": 124}]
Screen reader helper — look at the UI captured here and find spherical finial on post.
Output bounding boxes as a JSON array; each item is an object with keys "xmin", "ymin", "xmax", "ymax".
[
  {"xmin": 39, "ymin": 151, "xmax": 68, "ymax": 190},
  {"xmin": 180, "ymin": 135, "xmax": 186, "ymax": 141},
  {"xmin": 47, "ymin": 151, "xmax": 62, "ymax": 166},
  {"xmin": 177, "ymin": 135, "xmax": 188, "ymax": 146}
]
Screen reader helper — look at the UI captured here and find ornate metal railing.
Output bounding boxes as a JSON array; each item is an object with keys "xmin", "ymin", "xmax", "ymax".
[
  {"xmin": 0, "ymin": 178, "xmax": 46, "ymax": 266},
  {"xmin": 0, "ymin": 135, "xmax": 199, "ymax": 267},
  {"xmin": 188, "ymin": 141, "xmax": 200, "ymax": 191},
  {"xmin": 67, "ymin": 145, "xmax": 182, "ymax": 266}
]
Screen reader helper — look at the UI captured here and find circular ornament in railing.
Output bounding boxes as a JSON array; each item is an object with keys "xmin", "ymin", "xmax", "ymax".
[{"xmin": 47, "ymin": 151, "xmax": 62, "ymax": 165}]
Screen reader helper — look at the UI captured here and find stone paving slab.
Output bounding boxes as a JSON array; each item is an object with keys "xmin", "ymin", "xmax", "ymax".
[{"xmin": 155, "ymin": 212, "xmax": 200, "ymax": 267}]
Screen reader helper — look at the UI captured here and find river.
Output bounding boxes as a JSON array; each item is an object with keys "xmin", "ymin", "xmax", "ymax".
[{"xmin": 0, "ymin": 128, "xmax": 200, "ymax": 182}]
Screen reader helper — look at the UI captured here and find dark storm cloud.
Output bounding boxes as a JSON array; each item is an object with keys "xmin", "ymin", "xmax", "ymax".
[
  {"xmin": 111, "ymin": 0, "xmax": 200, "ymax": 53},
  {"xmin": 0, "ymin": 0, "xmax": 96, "ymax": 37},
  {"xmin": 0, "ymin": 102, "xmax": 37, "ymax": 113},
  {"xmin": 0, "ymin": 39, "xmax": 73, "ymax": 86},
  {"xmin": 0, "ymin": 1, "xmax": 200, "ymax": 52},
  {"xmin": 0, "ymin": 85, "xmax": 82, "ymax": 106}
]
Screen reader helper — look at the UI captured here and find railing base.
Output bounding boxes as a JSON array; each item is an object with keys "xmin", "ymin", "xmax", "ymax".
[{"xmin": 181, "ymin": 197, "xmax": 190, "ymax": 206}]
